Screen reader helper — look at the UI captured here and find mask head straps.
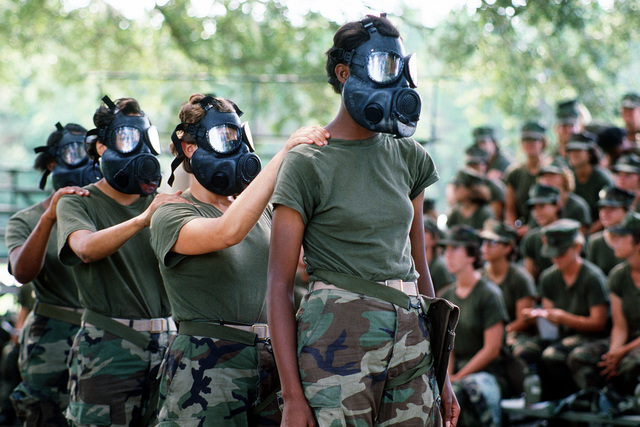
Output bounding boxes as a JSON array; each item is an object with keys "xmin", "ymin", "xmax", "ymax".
[
  {"xmin": 167, "ymin": 97, "xmax": 246, "ymax": 187},
  {"xmin": 34, "ymin": 122, "xmax": 70, "ymax": 190}
]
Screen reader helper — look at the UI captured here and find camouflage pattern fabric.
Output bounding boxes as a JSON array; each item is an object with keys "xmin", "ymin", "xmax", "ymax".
[
  {"xmin": 11, "ymin": 313, "xmax": 79, "ymax": 426},
  {"xmin": 296, "ymin": 288, "xmax": 442, "ymax": 426},
  {"xmin": 452, "ymin": 372, "xmax": 502, "ymax": 427},
  {"xmin": 538, "ymin": 334, "xmax": 594, "ymax": 401},
  {"xmin": 506, "ymin": 331, "xmax": 543, "ymax": 366},
  {"xmin": 65, "ymin": 324, "xmax": 171, "ymax": 426},
  {"xmin": 156, "ymin": 334, "xmax": 280, "ymax": 426},
  {"xmin": 568, "ymin": 338, "xmax": 640, "ymax": 394}
]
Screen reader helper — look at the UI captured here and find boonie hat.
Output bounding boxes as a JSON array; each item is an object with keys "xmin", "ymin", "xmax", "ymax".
[
  {"xmin": 565, "ymin": 132, "xmax": 597, "ymax": 152},
  {"xmin": 597, "ymin": 186, "xmax": 635, "ymax": 209},
  {"xmin": 608, "ymin": 211, "xmax": 640, "ymax": 235},
  {"xmin": 540, "ymin": 219, "xmax": 581, "ymax": 257},
  {"xmin": 439, "ymin": 225, "xmax": 482, "ymax": 248},
  {"xmin": 612, "ymin": 154, "xmax": 640, "ymax": 175},
  {"xmin": 465, "ymin": 145, "xmax": 490, "ymax": 165},
  {"xmin": 621, "ymin": 93, "xmax": 640, "ymax": 109},
  {"xmin": 453, "ymin": 168, "xmax": 485, "ymax": 187},
  {"xmin": 526, "ymin": 184, "xmax": 560, "ymax": 206},
  {"xmin": 521, "ymin": 122, "xmax": 546, "ymax": 140},
  {"xmin": 537, "ymin": 164, "xmax": 565, "ymax": 176},
  {"xmin": 479, "ymin": 220, "xmax": 518, "ymax": 247},
  {"xmin": 424, "ymin": 217, "xmax": 444, "ymax": 239},
  {"xmin": 556, "ymin": 99, "xmax": 580, "ymax": 124},
  {"xmin": 473, "ymin": 126, "xmax": 496, "ymax": 142}
]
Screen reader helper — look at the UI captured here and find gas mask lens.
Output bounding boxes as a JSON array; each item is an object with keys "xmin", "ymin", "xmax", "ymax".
[
  {"xmin": 114, "ymin": 127, "xmax": 141, "ymax": 153},
  {"xmin": 207, "ymin": 125, "xmax": 241, "ymax": 153},
  {"xmin": 61, "ymin": 141, "xmax": 87, "ymax": 166},
  {"xmin": 367, "ymin": 52, "xmax": 418, "ymax": 88},
  {"xmin": 147, "ymin": 125, "xmax": 161, "ymax": 154}
]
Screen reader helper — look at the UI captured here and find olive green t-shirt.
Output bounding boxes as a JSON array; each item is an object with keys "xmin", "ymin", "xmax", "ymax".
[
  {"xmin": 539, "ymin": 259, "xmax": 609, "ymax": 338},
  {"xmin": 56, "ymin": 184, "xmax": 170, "ymax": 319},
  {"xmin": 441, "ymin": 278, "xmax": 508, "ymax": 368},
  {"xmin": 564, "ymin": 193, "xmax": 592, "ymax": 227},
  {"xmin": 504, "ymin": 163, "xmax": 536, "ymax": 224},
  {"xmin": 487, "ymin": 178, "xmax": 506, "ymax": 203},
  {"xmin": 5, "ymin": 202, "xmax": 81, "ymax": 308},
  {"xmin": 586, "ymin": 231, "xmax": 622, "ymax": 276},
  {"xmin": 446, "ymin": 204, "xmax": 494, "ymax": 230},
  {"xmin": 573, "ymin": 166, "xmax": 613, "ymax": 221},
  {"xmin": 272, "ymin": 133, "xmax": 438, "ymax": 283},
  {"xmin": 608, "ymin": 262, "xmax": 640, "ymax": 341},
  {"xmin": 430, "ymin": 254, "xmax": 455, "ymax": 294},
  {"xmin": 482, "ymin": 264, "xmax": 537, "ymax": 322},
  {"xmin": 149, "ymin": 190, "xmax": 272, "ymax": 324},
  {"xmin": 488, "ymin": 151, "xmax": 512, "ymax": 176},
  {"xmin": 520, "ymin": 227, "xmax": 553, "ymax": 280}
]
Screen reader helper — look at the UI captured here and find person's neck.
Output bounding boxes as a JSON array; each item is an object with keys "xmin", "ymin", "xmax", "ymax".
[
  {"xmin": 488, "ymin": 257, "xmax": 510, "ymax": 278},
  {"xmin": 526, "ymin": 155, "xmax": 541, "ymax": 172},
  {"xmin": 425, "ymin": 245, "xmax": 435, "ymax": 264},
  {"xmin": 95, "ymin": 179, "xmax": 141, "ymax": 206},
  {"xmin": 456, "ymin": 267, "xmax": 480, "ymax": 290},
  {"xmin": 627, "ymin": 251, "xmax": 640, "ymax": 272},
  {"xmin": 189, "ymin": 179, "xmax": 234, "ymax": 212},
  {"xmin": 325, "ymin": 103, "xmax": 378, "ymax": 141},
  {"xmin": 573, "ymin": 163, "xmax": 593, "ymax": 182},
  {"xmin": 561, "ymin": 256, "xmax": 583, "ymax": 285}
]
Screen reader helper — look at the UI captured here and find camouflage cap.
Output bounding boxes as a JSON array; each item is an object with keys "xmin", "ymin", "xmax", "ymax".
[
  {"xmin": 465, "ymin": 145, "xmax": 490, "ymax": 165},
  {"xmin": 612, "ymin": 154, "xmax": 640, "ymax": 175},
  {"xmin": 521, "ymin": 121, "xmax": 546, "ymax": 140},
  {"xmin": 439, "ymin": 225, "xmax": 482, "ymax": 247},
  {"xmin": 565, "ymin": 131, "xmax": 597, "ymax": 152},
  {"xmin": 608, "ymin": 211, "xmax": 640, "ymax": 235},
  {"xmin": 556, "ymin": 99, "xmax": 580, "ymax": 124},
  {"xmin": 452, "ymin": 168, "xmax": 485, "ymax": 187},
  {"xmin": 597, "ymin": 186, "xmax": 635, "ymax": 209},
  {"xmin": 424, "ymin": 217, "xmax": 444, "ymax": 239},
  {"xmin": 479, "ymin": 220, "xmax": 518, "ymax": 247},
  {"xmin": 472, "ymin": 126, "xmax": 496, "ymax": 142},
  {"xmin": 537, "ymin": 164, "xmax": 565, "ymax": 176},
  {"xmin": 541, "ymin": 219, "xmax": 581, "ymax": 257},
  {"xmin": 526, "ymin": 184, "xmax": 560, "ymax": 206},
  {"xmin": 621, "ymin": 92, "xmax": 640, "ymax": 109}
]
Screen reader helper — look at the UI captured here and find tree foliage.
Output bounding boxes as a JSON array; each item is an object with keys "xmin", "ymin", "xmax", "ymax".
[{"xmin": 431, "ymin": 0, "xmax": 640, "ymax": 127}]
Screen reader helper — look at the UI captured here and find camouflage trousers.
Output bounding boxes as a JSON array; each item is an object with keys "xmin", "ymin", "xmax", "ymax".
[
  {"xmin": 568, "ymin": 337, "xmax": 640, "ymax": 394},
  {"xmin": 452, "ymin": 372, "xmax": 502, "ymax": 427},
  {"xmin": 538, "ymin": 335, "xmax": 596, "ymax": 401},
  {"xmin": 506, "ymin": 331, "xmax": 542, "ymax": 367},
  {"xmin": 11, "ymin": 312, "xmax": 79, "ymax": 426},
  {"xmin": 296, "ymin": 288, "xmax": 442, "ymax": 426},
  {"xmin": 65, "ymin": 324, "xmax": 171, "ymax": 426},
  {"xmin": 156, "ymin": 333, "xmax": 280, "ymax": 426}
]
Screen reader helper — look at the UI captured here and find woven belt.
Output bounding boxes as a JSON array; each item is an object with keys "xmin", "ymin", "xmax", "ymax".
[
  {"xmin": 107, "ymin": 317, "xmax": 177, "ymax": 334},
  {"xmin": 312, "ymin": 279, "xmax": 419, "ymax": 297},
  {"xmin": 34, "ymin": 301, "xmax": 84, "ymax": 326},
  {"xmin": 179, "ymin": 321, "xmax": 269, "ymax": 346}
]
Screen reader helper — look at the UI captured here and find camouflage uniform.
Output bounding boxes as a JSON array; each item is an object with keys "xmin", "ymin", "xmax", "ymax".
[
  {"xmin": 156, "ymin": 334, "xmax": 279, "ymax": 426},
  {"xmin": 11, "ymin": 313, "xmax": 79, "ymax": 426},
  {"xmin": 65, "ymin": 324, "xmax": 171, "ymax": 426},
  {"xmin": 296, "ymin": 288, "xmax": 441, "ymax": 426},
  {"xmin": 451, "ymin": 373, "xmax": 501, "ymax": 427}
]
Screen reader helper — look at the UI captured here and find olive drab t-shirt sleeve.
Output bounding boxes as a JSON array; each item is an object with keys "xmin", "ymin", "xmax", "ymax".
[
  {"xmin": 6, "ymin": 203, "xmax": 82, "ymax": 307},
  {"xmin": 149, "ymin": 202, "xmax": 198, "ymax": 268},
  {"xmin": 56, "ymin": 192, "xmax": 99, "ymax": 266}
]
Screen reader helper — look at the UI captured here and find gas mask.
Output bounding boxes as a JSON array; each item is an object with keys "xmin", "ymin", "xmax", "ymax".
[
  {"xmin": 34, "ymin": 123, "xmax": 102, "ymax": 191},
  {"xmin": 330, "ymin": 17, "xmax": 421, "ymax": 137},
  {"xmin": 88, "ymin": 96, "xmax": 162, "ymax": 196},
  {"xmin": 168, "ymin": 96, "xmax": 261, "ymax": 196}
]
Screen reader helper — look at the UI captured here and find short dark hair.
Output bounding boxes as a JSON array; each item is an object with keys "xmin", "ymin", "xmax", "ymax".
[{"xmin": 325, "ymin": 15, "xmax": 401, "ymax": 94}]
